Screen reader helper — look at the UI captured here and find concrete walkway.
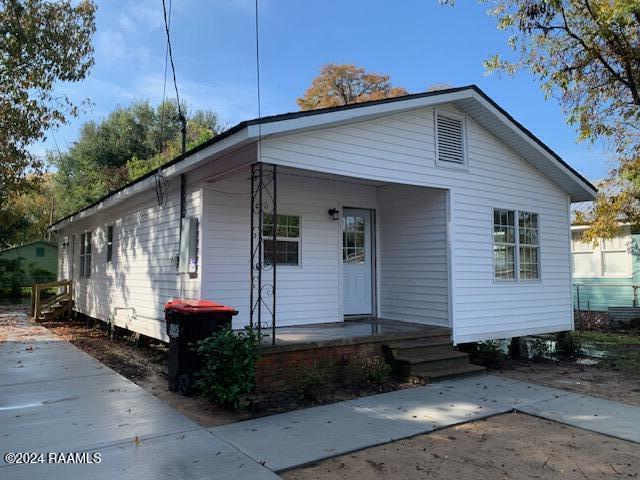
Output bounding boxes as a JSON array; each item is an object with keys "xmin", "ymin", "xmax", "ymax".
[
  {"xmin": 3, "ymin": 310, "xmax": 639, "ymax": 478},
  {"xmin": 0, "ymin": 311, "xmax": 279, "ymax": 480},
  {"xmin": 211, "ymin": 375, "xmax": 640, "ymax": 472}
]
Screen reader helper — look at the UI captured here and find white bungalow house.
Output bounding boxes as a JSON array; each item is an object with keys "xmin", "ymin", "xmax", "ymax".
[{"xmin": 49, "ymin": 85, "xmax": 596, "ymax": 345}]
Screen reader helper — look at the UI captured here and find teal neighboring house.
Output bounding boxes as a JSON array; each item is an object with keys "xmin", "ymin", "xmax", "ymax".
[
  {"xmin": 571, "ymin": 195, "xmax": 640, "ymax": 311},
  {"xmin": 0, "ymin": 240, "xmax": 58, "ymax": 286}
]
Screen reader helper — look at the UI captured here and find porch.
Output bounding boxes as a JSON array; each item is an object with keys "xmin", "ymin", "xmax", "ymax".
[
  {"xmin": 259, "ymin": 317, "xmax": 449, "ymax": 348},
  {"xmin": 201, "ymin": 163, "xmax": 452, "ymax": 339},
  {"xmin": 252, "ymin": 318, "xmax": 483, "ymax": 393}
]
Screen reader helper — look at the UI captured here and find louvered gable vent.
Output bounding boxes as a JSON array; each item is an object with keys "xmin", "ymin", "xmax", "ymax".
[{"xmin": 436, "ymin": 113, "xmax": 465, "ymax": 165}]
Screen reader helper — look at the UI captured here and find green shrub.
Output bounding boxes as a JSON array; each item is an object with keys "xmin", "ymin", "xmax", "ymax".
[
  {"xmin": 360, "ymin": 354, "xmax": 391, "ymax": 387},
  {"xmin": 197, "ymin": 326, "xmax": 261, "ymax": 409},
  {"xmin": 292, "ymin": 365, "xmax": 325, "ymax": 400},
  {"xmin": 529, "ymin": 338, "xmax": 550, "ymax": 360},
  {"xmin": 462, "ymin": 341, "xmax": 507, "ymax": 369},
  {"xmin": 555, "ymin": 331, "xmax": 581, "ymax": 357}
]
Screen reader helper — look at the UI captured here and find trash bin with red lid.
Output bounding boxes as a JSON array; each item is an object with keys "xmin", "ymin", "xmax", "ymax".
[{"xmin": 164, "ymin": 299, "xmax": 238, "ymax": 395}]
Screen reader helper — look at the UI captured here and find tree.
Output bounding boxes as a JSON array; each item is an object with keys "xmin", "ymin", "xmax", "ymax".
[
  {"xmin": 0, "ymin": 0, "xmax": 96, "ymax": 204},
  {"xmin": 0, "ymin": 174, "xmax": 55, "ymax": 248},
  {"xmin": 297, "ymin": 63, "xmax": 409, "ymax": 110},
  {"xmin": 442, "ymin": 1, "xmax": 640, "ymax": 237},
  {"xmin": 51, "ymin": 101, "xmax": 222, "ymax": 218}
]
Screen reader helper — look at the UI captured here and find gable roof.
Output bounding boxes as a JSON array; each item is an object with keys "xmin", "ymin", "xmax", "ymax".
[
  {"xmin": 0, "ymin": 239, "xmax": 57, "ymax": 254},
  {"xmin": 50, "ymin": 84, "xmax": 597, "ymax": 230}
]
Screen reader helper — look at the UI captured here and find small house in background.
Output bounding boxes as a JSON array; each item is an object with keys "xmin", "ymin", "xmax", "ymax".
[
  {"xmin": 0, "ymin": 240, "xmax": 58, "ymax": 286},
  {"xmin": 571, "ymin": 186, "xmax": 640, "ymax": 318}
]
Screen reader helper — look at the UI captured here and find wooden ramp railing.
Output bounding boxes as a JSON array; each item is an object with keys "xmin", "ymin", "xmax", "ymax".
[{"xmin": 31, "ymin": 280, "xmax": 73, "ymax": 321}]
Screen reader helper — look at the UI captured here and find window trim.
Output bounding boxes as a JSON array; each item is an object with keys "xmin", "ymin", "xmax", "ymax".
[
  {"xmin": 262, "ymin": 213, "xmax": 302, "ymax": 267},
  {"xmin": 79, "ymin": 231, "xmax": 92, "ymax": 279},
  {"xmin": 571, "ymin": 226, "xmax": 632, "ymax": 278},
  {"xmin": 106, "ymin": 225, "xmax": 114, "ymax": 263},
  {"xmin": 492, "ymin": 208, "xmax": 541, "ymax": 283},
  {"xmin": 434, "ymin": 108, "xmax": 468, "ymax": 170},
  {"xmin": 600, "ymin": 233, "xmax": 632, "ymax": 277}
]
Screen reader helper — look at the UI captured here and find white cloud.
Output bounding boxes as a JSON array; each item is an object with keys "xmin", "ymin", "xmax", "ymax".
[
  {"xmin": 133, "ymin": 72, "xmax": 259, "ymax": 125},
  {"xmin": 95, "ymin": 28, "xmax": 153, "ymax": 67}
]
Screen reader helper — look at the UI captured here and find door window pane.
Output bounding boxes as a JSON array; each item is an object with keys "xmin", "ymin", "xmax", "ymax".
[{"xmin": 343, "ymin": 214, "xmax": 366, "ymax": 264}]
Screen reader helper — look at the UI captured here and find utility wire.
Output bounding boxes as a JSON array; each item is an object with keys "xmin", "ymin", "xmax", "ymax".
[
  {"xmin": 162, "ymin": 0, "xmax": 184, "ymax": 125},
  {"xmin": 255, "ymin": 0, "xmax": 262, "ymax": 155}
]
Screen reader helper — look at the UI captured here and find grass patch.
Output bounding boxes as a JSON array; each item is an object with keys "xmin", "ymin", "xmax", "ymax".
[
  {"xmin": 575, "ymin": 331, "xmax": 640, "ymax": 346},
  {"xmin": 575, "ymin": 331, "xmax": 640, "ymax": 372}
]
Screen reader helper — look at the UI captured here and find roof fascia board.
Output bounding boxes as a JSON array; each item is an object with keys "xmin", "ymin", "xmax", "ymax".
[
  {"xmin": 468, "ymin": 91, "xmax": 597, "ymax": 201},
  {"xmin": 51, "ymin": 127, "xmax": 252, "ymax": 231},
  {"xmin": 251, "ymin": 90, "xmax": 472, "ymax": 138}
]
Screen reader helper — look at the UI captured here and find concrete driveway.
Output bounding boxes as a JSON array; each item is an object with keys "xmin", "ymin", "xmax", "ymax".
[{"xmin": 0, "ymin": 310, "xmax": 279, "ymax": 480}]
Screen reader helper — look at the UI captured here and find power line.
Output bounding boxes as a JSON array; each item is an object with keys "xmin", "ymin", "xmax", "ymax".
[
  {"xmin": 161, "ymin": 0, "xmax": 186, "ymax": 154},
  {"xmin": 255, "ymin": 0, "xmax": 262, "ymax": 159},
  {"xmin": 162, "ymin": 0, "xmax": 182, "ymax": 117}
]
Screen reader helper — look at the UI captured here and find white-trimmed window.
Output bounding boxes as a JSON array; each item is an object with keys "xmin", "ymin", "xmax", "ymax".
[
  {"xmin": 435, "ymin": 110, "xmax": 467, "ymax": 167},
  {"xmin": 263, "ymin": 214, "xmax": 300, "ymax": 266},
  {"xmin": 493, "ymin": 209, "xmax": 540, "ymax": 281},
  {"xmin": 602, "ymin": 235, "xmax": 630, "ymax": 276},
  {"xmin": 519, "ymin": 211, "xmax": 539, "ymax": 280},
  {"xmin": 571, "ymin": 230, "xmax": 596, "ymax": 276},
  {"xmin": 80, "ymin": 232, "xmax": 92, "ymax": 278},
  {"xmin": 572, "ymin": 228, "xmax": 632, "ymax": 277},
  {"xmin": 106, "ymin": 225, "xmax": 114, "ymax": 263}
]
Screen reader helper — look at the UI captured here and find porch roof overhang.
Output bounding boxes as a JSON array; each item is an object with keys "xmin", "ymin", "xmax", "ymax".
[{"xmin": 49, "ymin": 85, "xmax": 596, "ymax": 231}]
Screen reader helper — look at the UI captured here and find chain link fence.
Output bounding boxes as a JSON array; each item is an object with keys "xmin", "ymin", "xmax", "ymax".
[{"xmin": 573, "ymin": 283, "xmax": 639, "ymax": 312}]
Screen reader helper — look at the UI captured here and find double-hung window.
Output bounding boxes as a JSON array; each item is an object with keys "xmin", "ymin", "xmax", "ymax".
[
  {"xmin": 106, "ymin": 226, "xmax": 114, "ymax": 262},
  {"xmin": 601, "ymin": 233, "xmax": 631, "ymax": 276},
  {"xmin": 493, "ymin": 209, "xmax": 540, "ymax": 281},
  {"xmin": 263, "ymin": 214, "xmax": 300, "ymax": 266},
  {"xmin": 80, "ymin": 232, "xmax": 92, "ymax": 278}
]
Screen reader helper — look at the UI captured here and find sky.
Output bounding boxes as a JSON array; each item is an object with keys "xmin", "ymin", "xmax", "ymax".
[{"xmin": 36, "ymin": 0, "xmax": 612, "ymax": 181}]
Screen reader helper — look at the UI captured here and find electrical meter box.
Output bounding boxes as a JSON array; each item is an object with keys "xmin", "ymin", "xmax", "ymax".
[{"xmin": 179, "ymin": 217, "xmax": 198, "ymax": 274}]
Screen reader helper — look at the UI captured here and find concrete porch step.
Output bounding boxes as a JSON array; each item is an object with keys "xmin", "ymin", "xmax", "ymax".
[
  {"xmin": 412, "ymin": 362, "xmax": 487, "ymax": 381},
  {"xmin": 394, "ymin": 348, "xmax": 470, "ymax": 365},
  {"xmin": 385, "ymin": 337, "xmax": 452, "ymax": 351},
  {"xmin": 383, "ymin": 333, "xmax": 485, "ymax": 382}
]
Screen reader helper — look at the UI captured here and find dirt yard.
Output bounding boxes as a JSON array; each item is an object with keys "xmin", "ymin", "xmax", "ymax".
[
  {"xmin": 282, "ymin": 413, "xmax": 640, "ymax": 480},
  {"xmin": 497, "ymin": 360, "xmax": 640, "ymax": 406}
]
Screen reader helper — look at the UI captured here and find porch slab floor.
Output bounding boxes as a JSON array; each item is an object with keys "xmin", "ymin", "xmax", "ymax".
[
  {"xmin": 210, "ymin": 375, "xmax": 640, "ymax": 473},
  {"xmin": 0, "ymin": 311, "xmax": 280, "ymax": 480},
  {"xmin": 258, "ymin": 319, "xmax": 448, "ymax": 348}
]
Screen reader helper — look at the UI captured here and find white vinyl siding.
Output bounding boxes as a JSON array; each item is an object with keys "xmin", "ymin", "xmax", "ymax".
[
  {"xmin": 57, "ymin": 175, "xmax": 203, "ymax": 341},
  {"xmin": 379, "ymin": 186, "xmax": 449, "ymax": 327},
  {"xmin": 202, "ymin": 170, "xmax": 379, "ymax": 329},
  {"xmin": 261, "ymin": 102, "xmax": 572, "ymax": 343}
]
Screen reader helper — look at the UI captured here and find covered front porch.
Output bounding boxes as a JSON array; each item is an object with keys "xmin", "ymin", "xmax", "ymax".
[{"xmin": 201, "ymin": 162, "xmax": 452, "ymax": 344}]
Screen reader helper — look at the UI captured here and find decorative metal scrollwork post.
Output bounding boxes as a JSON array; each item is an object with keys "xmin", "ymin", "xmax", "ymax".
[{"xmin": 249, "ymin": 163, "xmax": 277, "ymax": 345}]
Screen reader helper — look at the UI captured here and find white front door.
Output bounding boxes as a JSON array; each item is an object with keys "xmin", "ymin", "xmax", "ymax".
[{"xmin": 342, "ymin": 208, "xmax": 373, "ymax": 315}]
